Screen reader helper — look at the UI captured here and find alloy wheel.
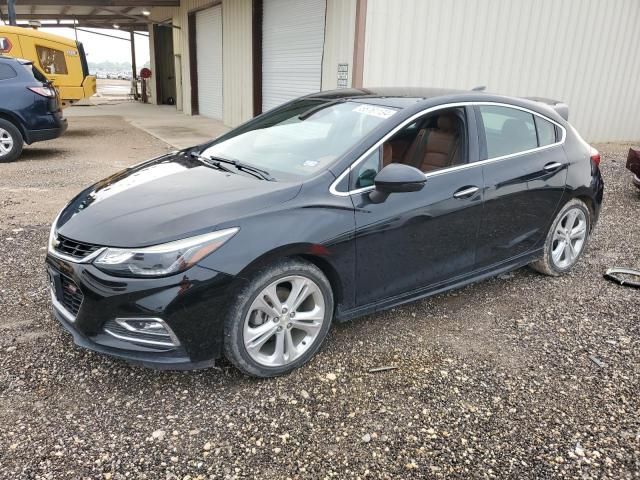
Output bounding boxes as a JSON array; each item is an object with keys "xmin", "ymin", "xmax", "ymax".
[
  {"xmin": 551, "ymin": 207, "xmax": 587, "ymax": 269},
  {"xmin": 243, "ymin": 275, "xmax": 326, "ymax": 367},
  {"xmin": 0, "ymin": 128, "xmax": 14, "ymax": 157}
]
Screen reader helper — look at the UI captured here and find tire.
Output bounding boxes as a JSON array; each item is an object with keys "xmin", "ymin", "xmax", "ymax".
[
  {"xmin": 224, "ymin": 258, "xmax": 334, "ymax": 377},
  {"xmin": 0, "ymin": 119, "xmax": 24, "ymax": 163},
  {"xmin": 530, "ymin": 198, "xmax": 591, "ymax": 276}
]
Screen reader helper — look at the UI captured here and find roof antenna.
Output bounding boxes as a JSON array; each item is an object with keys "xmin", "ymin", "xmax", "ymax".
[{"xmin": 471, "ymin": 85, "xmax": 486, "ymax": 91}]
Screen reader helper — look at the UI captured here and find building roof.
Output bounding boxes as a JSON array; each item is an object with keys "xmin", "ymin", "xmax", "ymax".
[{"xmin": 0, "ymin": 1, "xmax": 179, "ymax": 31}]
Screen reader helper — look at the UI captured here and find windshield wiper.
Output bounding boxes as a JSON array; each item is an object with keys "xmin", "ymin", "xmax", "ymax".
[
  {"xmin": 192, "ymin": 151, "xmax": 274, "ymax": 181},
  {"xmin": 190, "ymin": 151, "xmax": 236, "ymax": 175}
]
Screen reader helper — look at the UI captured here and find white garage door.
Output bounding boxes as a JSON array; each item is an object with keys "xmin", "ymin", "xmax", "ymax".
[
  {"xmin": 262, "ymin": 0, "xmax": 326, "ymax": 112},
  {"xmin": 196, "ymin": 5, "xmax": 223, "ymax": 119}
]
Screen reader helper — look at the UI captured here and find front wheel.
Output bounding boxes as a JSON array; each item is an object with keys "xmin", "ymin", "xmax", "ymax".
[
  {"xmin": 530, "ymin": 198, "xmax": 591, "ymax": 276},
  {"xmin": 224, "ymin": 258, "xmax": 334, "ymax": 377}
]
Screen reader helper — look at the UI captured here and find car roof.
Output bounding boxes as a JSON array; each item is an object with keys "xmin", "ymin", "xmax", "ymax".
[
  {"xmin": 306, "ymin": 87, "xmax": 567, "ymax": 124},
  {"xmin": 306, "ymin": 87, "xmax": 468, "ymax": 108}
]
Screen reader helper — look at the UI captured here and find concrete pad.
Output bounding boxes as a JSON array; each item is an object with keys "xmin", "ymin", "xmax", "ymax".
[{"xmin": 64, "ymin": 102, "xmax": 229, "ymax": 150}]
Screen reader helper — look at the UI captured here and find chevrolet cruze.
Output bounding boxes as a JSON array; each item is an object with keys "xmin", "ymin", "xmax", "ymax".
[{"xmin": 46, "ymin": 88, "xmax": 604, "ymax": 377}]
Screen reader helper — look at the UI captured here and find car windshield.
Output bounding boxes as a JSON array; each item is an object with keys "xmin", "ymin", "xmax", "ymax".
[{"xmin": 200, "ymin": 99, "xmax": 398, "ymax": 180}]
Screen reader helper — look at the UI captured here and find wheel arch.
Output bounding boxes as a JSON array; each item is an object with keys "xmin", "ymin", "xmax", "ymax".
[
  {"xmin": 233, "ymin": 243, "xmax": 346, "ymax": 312},
  {"xmin": 569, "ymin": 192, "xmax": 597, "ymax": 231},
  {"xmin": 0, "ymin": 110, "xmax": 26, "ymax": 141}
]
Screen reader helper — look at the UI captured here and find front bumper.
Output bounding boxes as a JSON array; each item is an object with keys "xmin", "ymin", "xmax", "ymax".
[{"xmin": 46, "ymin": 253, "xmax": 238, "ymax": 370}]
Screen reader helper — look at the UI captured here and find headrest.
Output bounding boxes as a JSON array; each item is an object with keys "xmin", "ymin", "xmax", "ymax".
[
  {"xmin": 437, "ymin": 114, "xmax": 457, "ymax": 132},
  {"xmin": 501, "ymin": 118, "xmax": 530, "ymax": 139}
]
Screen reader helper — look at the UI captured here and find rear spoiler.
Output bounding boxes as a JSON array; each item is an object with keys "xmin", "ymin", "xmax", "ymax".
[{"xmin": 524, "ymin": 97, "xmax": 569, "ymax": 121}]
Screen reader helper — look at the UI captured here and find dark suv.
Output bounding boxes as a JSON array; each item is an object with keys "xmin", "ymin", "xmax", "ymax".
[{"xmin": 0, "ymin": 55, "xmax": 67, "ymax": 162}]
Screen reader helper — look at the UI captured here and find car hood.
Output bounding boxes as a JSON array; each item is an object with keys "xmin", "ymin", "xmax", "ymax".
[{"xmin": 56, "ymin": 153, "xmax": 302, "ymax": 247}]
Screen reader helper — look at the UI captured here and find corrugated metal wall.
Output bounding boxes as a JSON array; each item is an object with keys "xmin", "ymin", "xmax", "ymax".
[
  {"xmin": 363, "ymin": 0, "xmax": 640, "ymax": 142},
  {"xmin": 151, "ymin": 0, "xmax": 253, "ymax": 125},
  {"xmin": 321, "ymin": 0, "xmax": 357, "ymax": 90},
  {"xmin": 148, "ymin": 6, "xmax": 179, "ymax": 108},
  {"xmin": 222, "ymin": 0, "xmax": 253, "ymax": 126}
]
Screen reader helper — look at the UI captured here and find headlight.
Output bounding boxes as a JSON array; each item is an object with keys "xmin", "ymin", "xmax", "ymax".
[
  {"xmin": 93, "ymin": 227, "xmax": 239, "ymax": 277},
  {"xmin": 48, "ymin": 208, "xmax": 64, "ymax": 254}
]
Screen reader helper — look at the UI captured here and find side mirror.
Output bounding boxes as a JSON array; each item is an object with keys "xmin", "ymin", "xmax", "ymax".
[{"xmin": 369, "ymin": 163, "xmax": 426, "ymax": 203}]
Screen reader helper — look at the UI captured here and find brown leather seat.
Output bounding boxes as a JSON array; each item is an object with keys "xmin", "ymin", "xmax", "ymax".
[
  {"xmin": 419, "ymin": 115, "xmax": 460, "ymax": 172},
  {"xmin": 402, "ymin": 128, "xmax": 428, "ymax": 167},
  {"xmin": 382, "ymin": 142, "xmax": 393, "ymax": 167}
]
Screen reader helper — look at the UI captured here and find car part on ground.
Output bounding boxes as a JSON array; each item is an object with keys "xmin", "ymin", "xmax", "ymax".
[
  {"xmin": 626, "ymin": 147, "xmax": 640, "ymax": 189},
  {"xmin": 45, "ymin": 87, "xmax": 604, "ymax": 376},
  {"xmin": 603, "ymin": 267, "xmax": 640, "ymax": 289}
]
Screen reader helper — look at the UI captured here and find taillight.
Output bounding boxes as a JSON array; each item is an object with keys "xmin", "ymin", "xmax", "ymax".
[
  {"xmin": 28, "ymin": 86, "xmax": 56, "ymax": 98},
  {"xmin": 590, "ymin": 146, "xmax": 601, "ymax": 168}
]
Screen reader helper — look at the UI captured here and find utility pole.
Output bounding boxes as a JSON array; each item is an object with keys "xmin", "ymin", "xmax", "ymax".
[
  {"xmin": 130, "ymin": 29, "xmax": 139, "ymax": 100},
  {"xmin": 8, "ymin": 0, "xmax": 17, "ymax": 26}
]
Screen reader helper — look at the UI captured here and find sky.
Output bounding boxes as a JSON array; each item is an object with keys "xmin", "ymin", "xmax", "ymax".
[{"xmin": 39, "ymin": 27, "xmax": 150, "ymax": 66}]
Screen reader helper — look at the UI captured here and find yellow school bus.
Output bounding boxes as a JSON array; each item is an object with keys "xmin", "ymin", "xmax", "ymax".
[{"xmin": 0, "ymin": 25, "xmax": 96, "ymax": 107}]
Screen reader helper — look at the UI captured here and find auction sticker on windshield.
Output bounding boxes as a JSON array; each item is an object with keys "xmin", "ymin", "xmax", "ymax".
[{"xmin": 353, "ymin": 104, "xmax": 397, "ymax": 119}]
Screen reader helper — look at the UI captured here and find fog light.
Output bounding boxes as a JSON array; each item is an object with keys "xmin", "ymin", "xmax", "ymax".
[
  {"xmin": 103, "ymin": 317, "xmax": 181, "ymax": 348},
  {"xmin": 120, "ymin": 319, "xmax": 166, "ymax": 333}
]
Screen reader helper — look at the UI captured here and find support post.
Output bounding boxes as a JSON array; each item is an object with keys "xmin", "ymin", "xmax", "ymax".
[
  {"xmin": 8, "ymin": 0, "xmax": 17, "ymax": 26},
  {"xmin": 130, "ymin": 29, "xmax": 139, "ymax": 100},
  {"xmin": 352, "ymin": 0, "xmax": 367, "ymax": 88}
]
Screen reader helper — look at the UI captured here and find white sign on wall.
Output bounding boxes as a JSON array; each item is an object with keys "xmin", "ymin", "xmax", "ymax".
[{"xmin": 337, "ymin": 63, "xmax": 349, "ymax": 88}]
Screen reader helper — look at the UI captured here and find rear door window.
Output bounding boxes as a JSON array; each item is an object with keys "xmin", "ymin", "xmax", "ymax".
[{"xmin": 479, "ymin": 106, "xmax": 538, "ymax": 158}]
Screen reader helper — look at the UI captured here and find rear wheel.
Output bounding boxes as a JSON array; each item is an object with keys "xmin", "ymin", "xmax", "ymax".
[
  {"xmin": 224, "ymin": 258, "xmax": 334, "ymax": 377},
  {"xmin": 530, "ymin": 199, "xmax": 591, "ymax": 276},
  {"xmin": 0, "ymin": 119, "xmax": 23, "ymax": 163}
]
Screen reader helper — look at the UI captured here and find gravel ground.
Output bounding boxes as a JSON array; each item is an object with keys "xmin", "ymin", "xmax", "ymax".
[{"xmin": 0, "ymin": 118, "xmax": 638, "ymax": 479}]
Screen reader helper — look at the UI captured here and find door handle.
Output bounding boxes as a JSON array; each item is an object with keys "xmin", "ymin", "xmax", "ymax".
[
  {"xmin": 453, "ymin": 186, "xmax": 479, "ymax": 199},
  {"xmin": 544, "ymin": 162, "xmax": 564, "ymax": 172}
]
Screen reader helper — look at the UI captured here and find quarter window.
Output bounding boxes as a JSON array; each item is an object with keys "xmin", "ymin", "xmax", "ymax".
[
  {"xmin": 535, "ymin": 116, "xmax": 557, "ymax": 146},
  {"xmin": 36, "ymin": 45, "xmax": 68, "ymax": 75},
  {"xmin": 0, "ymin": 64, "xmax": 17, "ymax": 80}
]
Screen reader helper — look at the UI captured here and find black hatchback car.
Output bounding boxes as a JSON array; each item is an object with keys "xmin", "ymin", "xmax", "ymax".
[
  {"xmin": 47, "ymin": 88, "xmax": 604, "ymax": 377},
  {"xmin": 0, "ymin": 55, "xmax": 67, "ymax": 162}
]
